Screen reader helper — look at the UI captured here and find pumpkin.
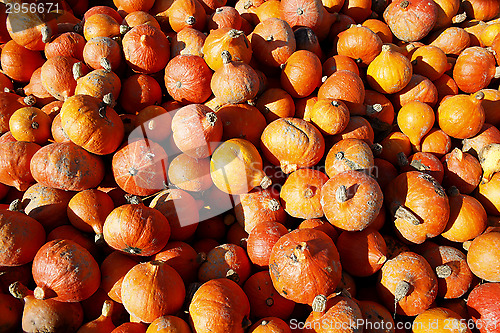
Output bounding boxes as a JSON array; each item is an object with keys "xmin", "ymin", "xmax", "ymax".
[
  {"xmin": 210, "ymin": 51, "xmax": 259, "ymax": 104},
  {"xmin": 122, "ymin": 24, "xmax": 170, "ymax": 74},
  {"xmin": 256, "ymin": 88, "xmax": 295, "ymax": 123},
  {"xmin": 9, "ymin": 281, "xmax": 84, "ymax": 333},
  {"xmin": 246, "ymin": 221, "xmax": 289, "ymax": 268},
  {"xmin": 0, "ymin": 207, "xmax": 46, "ymax": 267},
  {"xmin": 378, "ymin": 131, "xmax": 412, "ymax": 167},
  {"xmin": 437, "ymin": 92, "xmax": 485, "ymax": 140},
  {"xmin": 190, "ymin": 278, "xmax": 251, "ymax": 333},
  {"xmin": 154, "ymin": 241, "xmax": 203, "ymax": 283},
  {"xmin": 119, "ymin": 74, "xmax": 162, "ymax": 114},
  {"xmin": 306, "ymin": 99, "xmax": 350, "ymax": 136},
  {"xmin": 167, "ymin": 153, "xmax": 212, "ymax": 192},
  {"xmin": 402, "ymin": 151, "xmax": 444, "ymax": 183},
  {"xmin": 268, "ymin": 228, "xmax": 342, "ymax": 305},
  {"xmin": 0, "ymin": 292, "xmax": 22, "ymax": 332},
  {"xmin": 234, "ymin": 188, "xmax": 287, "ymax": 233},
  {"xmin": 462, "ymin": 0, "xmax": 500, "ymax": 21},
  {"xmin": 476, "ymin": 90, "xmax": 500, "ymax": 127},
  {"xmin": 100, "ymin": 251, "xmax": 139, "ymax": 303},
  {"xmin": 121, "ymin": 261, "xmax": 186, "ymax": 323},
  {"xmin": 397, "ymin": 101, "xmax": 435, "ymax": 147},
  {"xmin": 149, "ymin": 189, "xmax": 200, "ymax": 241},
  {"xmin": 418, "ymin": 243, "xmax": 473, "ymax": 299},
  {"xmin": 419, "ymin": 128, "xmax": 452, "ymax": 157},
  {"xmin": 383, "ymin": 0, "xmax": 438, "ymax": 42},
  {"xmin": 8, "ymin": 107, "xmax": 51, "ymax": 145},
  {"xmin": 453, "ymin": 47, "xmax": 499, "ymax": 93},
  {"xmin": 280, "ymin": 50, "xmax": 322, "ymax": 99},
  {"xmin": 195, "ymin": 216, "xmax": 227, "ymax": 241},
  {"xmin": 322, "ymin": 55, "xmax": 360, "ymax": 77},
  {"xmin": 47, "ymin": 225, "xmax": 100, "ymax": 259},
  {"xmin": 321, "ymin": 170, "xmax": 383, "ymax": 231},
  {"xmin": 216, "ymin": 103, "xmax": 267, "ymax": 146},
  {"xmin": 203, "ymin": 28, "xmax": 252, "ymax": 71},
  {"xmin": 164, "ymin": 55, "xmax": 213, "ymax": 104},
  {"xmin": 336, "ymin": 228, "xmax": 387, "ymax": 277},
  {"xmin": 0, "ymin": 141, "xmax": 40, "ymax": 191},
  {"xmin": 337, "ymin": 24, "xmax": 383, "ymax": 66},
  {"xmin": 30, "ymin": 142, "xmax": 105, "ymax": 191},
  {"xmin": 463, "ymin": 123, "xmax": 500, "ymax": 157},
  {"xmin": 366, "ymin": 44, "xmax": 413, "ymax": 94},
  {"xmin": 103, "ymin": 202, "xmax": 171, "ymax": 256},
  {"xmin": 261, "ymin": 117, "xmax": 325, "ymax": 174},
  {"xmin": 114, "ymin": 0, "xmax": 155, "ymax": 13},
  {"xmin": 67, "ymin": 189, "xmax": 115, "ymax": 244},
  {"xmin": 32, "ymin": 239, "xmax": 100, "ymax": 302},
  {"xmin": 133, "ymin": 105, "xmax": 172, "ymax": 143},
  {"xmin": 77, "ymin": 300, "xmax": 115, "ymax": 333},
  {"xmin": 163, "ymin": 0, "xmax": 207, "ymax": 33},
  {"xmin": 122, "ymin": 11, "xmax": 161, "ymax": 29},
  {"xmin": 243, "ymin": 271, "xmax": 295, "ymax": 320},
  {"xmin": 429, "ymin": 27, "xmax": 470, "ymax": 56},
  {"xmin": 325, "ymin": 138, "xmax": 374, "ymax": 178},
  {"xmin": 466, "ymin": 282, "xmax": 500, "ymax": 333},
  {"xmin": 280, "ymin": 168, "xmax": 329, "ymax": 219},
  {"xmin": 208, "ymin": 6, "xmax": 242, "ymax": 30},
  {"xmin": 298, "ymin": 218, "xmax": 339, "ymax": 241},
  {"xmin": 23, "ymin": 69, "xmax": 56, "ymax": 107},
  {"xmin": 198, "ymin": 243, "xmax": 252, "ymax": 284},
  {"xmin": 84, "ymin": 6, "xmax": 123, "ymax": 22},
  {"xmin": 392, "ymin": 74, "xmax": 438, "ymax": 110},
  {"xmin": 362, "ymin": 18, "xmax": 393, "ymax": 44},
  {"xmin": 40, "ymin": 56, "xmax": 89, "ymax": 101},
  {"xmin": 21, "ymin": 183, "xmax": 75, "ymax": 231},
  {"xmin": 318, "ymin": 70, "xmax": 365, "ymax": 115},
  {"xmin": 146, "ymin": 315, "xmax": 191, "ymax": 333},
  {"xmin": 172, "ymin": 103, "xmax": 222, "ymax": 158},
  {"xmin": 74, "ymin": 69, "xmax": 121, "ymax": 102},
  {"xmin": 385, "ymin": 171, "xmax": 449, "ymax": 244},
  {"xmin": 83, "ymin": 14, "xmax": 121, "ymax": 41},
  {"xmin": 412, "ymin": 307, "xmax": 471, "ymax": 333},
  {"xmin": 111, "ymin": 138, "xmax": 168, "ymax": 196},
  {"xmin": 377, "ymin": 251, "xmax": 437, "ymax": 316},
  {"xmin": 441, "ymin": 148, "xmax": 482, "ymax": 194},
  {"xmin": 280, "ymin": 0, "xmax": 324, "ymax": 33},
  {"xmin": 357, "ymin": 301, "xmax": 394, "ymax": 333},
  {"xmin": 211, "ymin": 138, "xmax": 271, "ymax": 194},
  {"xmin": 332, "ymin": 116, "xmax": 375, "ymax": 146},
  {"xmin": 410, "ymin": 45, "xmax": 448, "ymax": 81},
  {"xmin": 83, "ymin": 37, "xmax": 122, "ymax": 72},
  {"xmin": 249, "ymin": 318, "xmax": 291, "ymax": 333},
  {"xmin": 1, "ymin": 40, "xmax": 45, "ymax": 83},
  {"xmin": 6, "ymin": 10, "xmax": 56, "ymax": 51},
  {"xmin": 44, "ymin": 32, "xmax": 85, "ymax": 61},
  {"xmin": 170, "ymin": 27, "xmax": 206, "ymax": 57},
  {"xmin": 362, "ymin": 90, "xmax": 394, "ymax": 132},
  {"xmin": 293, "ymin": 26, "xmax": 324, "ymax": 61},
  {"xmin": 467, "ymin": 231, "xmax": 500, "ymax": 282},
  {"xmin": 0, "ymin": 91, "xmax": 29, "ymax": 134}
]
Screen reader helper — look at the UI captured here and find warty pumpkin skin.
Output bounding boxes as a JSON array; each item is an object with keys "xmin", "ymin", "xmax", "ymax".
[
  {"xmin": 260, "ymin": 117, "xmax": 325, "ymax": 174},
  {"xmin": 321, "ymin": 170, "xmax": 383, "ymax": 232},
  {"xmin": 268, "ymin": 228, "xmax": 342, "ymax": 305},
  {"xmin": 0, "ymin": 208, "xmax": 46, "ymax": 267},
  {"xmin": 60, "ymin": 94, "xmax": 124, "ymax": 155},
  {"xmin": 0, "ymin": 141, "xmax": 40, "ymax": 191},
  {"xmin": 103, "ymin": 203, "xmax": 171, "ymax": 257},
  {"xmin": 384, "ymin": 171, "xmax": 449, "ymax": 244},
  {"xmin": 30, "ymin": 142, "xmax": 105, "ymax": 192},
  {"xmin": 32, "ymin": 239, "xmax": 101, "ymax": 303},
  {"xmin": 121, "ymin": 261, "xmax": 186, "ymax": 324},
  {"xmin": 189, "ymin": 278, "xmax": 251, "ymax": 333}
]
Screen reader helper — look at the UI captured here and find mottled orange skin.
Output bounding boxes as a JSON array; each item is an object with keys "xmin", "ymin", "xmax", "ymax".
[
  {"xmin": 325, "ymin": 138, "xmax": 374, "ymax": 178},
  {"xmin": 198, "ymin": 243, "xmax": 252, "ymax": 285},
  {"xmin": 146, "ymin": 315, "xmax": 191, "ymax": 333},
  {"xmin": 246, "ymin": 221, "xmax": 289, "ymax": 268},
  {"xmin": 83, "ymin": 36, "xmax": 122, "ymax": 71},
  {"xmin": 0, "ymin": 141, "xmax": 40, "ymax": 191},
  {"xmin": 203, "ymin": 27, "xmax": 252, "ymax": 71},
  {"xmin": 305, "ymin": 294, "xmax": 363, "ymax": 333},
  {"xmin": 67, "ymin": 189, "xmax": 114, "ymax": 237}
]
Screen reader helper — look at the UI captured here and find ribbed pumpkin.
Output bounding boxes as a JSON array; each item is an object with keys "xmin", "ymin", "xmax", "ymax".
[
  {"xmin": 261, "ymin": 117, "xmax": 325, "ymax": 174},
  {"xmin": 385, "ymin": 171, "xmax": 449, "ymax": 244},
  {"xmin": 210, "ymin": 138, "xmax": 271, "ymax": 194},
  {"xmin": 164, "ymin": 54, "xmax": 213, "ymax": 104},
  {"xmin": 83, "ymin": 37, "xmax": 122, "ymax": 72},
  {"xmin": 0, "ymin": 141, "xmax": 40, "ymax": 191},
  {"xmin": 30, "ymin": 142, "xmax": 105, "ymax": 191},
  {"xmin": 321, "ymin": 170, "xmax": 383, "ymax": 231},
  {"xmin": 210, "ymin": 51, "xmax": 259, "ymax": 104},
  {"xmin": 103, "ymin": 202, "xmax": 171, "ymax": 256},
  {"xmin": 40, "ymin": 56, "xmax": 89, "ymax": 101},
  {"xmin": 453, "ymin": 46, "xmax": 499, "ymax": 94},
  {"xmin": 74, "ymin": 69, "xmax": 121, "ymax": 101},
  {"xmin": 60, "ymin": 94, "xmax": 124, "ymax": 155},
  {"xmin": 32, "ymin": 239, "xmax": 101, "ymax": 302},
  {"xmin": 366, "ymin": 44, "xmax": 413, "ymax": 94},
  {"xmin": 268, "ymin": 228, "xmax": 342, "ymax": 305},
  {"xmin": 336, "ymin": 24, "xmax": 383, "ymax": 66},
  {"xmin": 122, "ymin": 24, "xmax": 170, "ymax": 74},
  {"xmin": 203, "ymin": 28, "xmax": 252, "ymax": 71},
  {"xmin": 121, "ymin": 261, "xmax": 185, "ymax": 323},
  {"xmin": 317, "ymin": 70, "xmax": 365, "ymax": 114},
  {"xmin": 324, "ymin": 138, "xmax": 374, "ymax": 177}
]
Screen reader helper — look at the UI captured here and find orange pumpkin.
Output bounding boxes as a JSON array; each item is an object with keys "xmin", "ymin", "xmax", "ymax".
[
  {"xmin": 336, "ymin": 24, "xmax": 383, "ymax": 66},
  {"xmin": 203, "ymin": 28, "xmax": 252, "ymax": 71},
  {"xmin": 437, "ymin": 92, "xmax": 485, "ymax": 139}
]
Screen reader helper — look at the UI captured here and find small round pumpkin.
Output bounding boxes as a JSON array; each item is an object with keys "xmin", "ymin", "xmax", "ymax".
[
  {"xmin": 1, "ymin": 40, "xmax": 45, "ymax": 83},
  {"xmin": 198, "ymin": 243, "xmax": 252, "ymax": 285},
  {"xmin": 324, "ymin": 138, "xmax": 374, "ymax": 178},
  {"xmin": 453, "ymin": 46, "xmax": 498, "ymax": 93},
  {"xmin": 0, "ymin": 141, "xmax": 40, "ymax": 191},
  {"xmin": 246, "ymin": 221, "xmax": 289, "ymax": 268},
  {"xmin": 203, "ymin": 28, "xmax": 252, "ymax": 71},
  {"xmin": 83, "ymin": 37, "xmax": 122, "ymax": 72},
  {"xmin": 306, "ymin": 99, "xmax": 350, "ymax": 136},
  {"xmin": 336, "ymin": 24, "xmax": 383, "ymax": 66},
  {"xmin": 397, "ymin": 101, "xmax": 435, "ymax": 147},
  {"xmin": 280, "ymin": 50, "xmax": 322, "ymax": 99},
  {"xmin": 467, "ymin": 231, "xmax": 500, "ymax": 282},
  {"xmin": 9, "ymin": 107, "xmax": 51, "ymax": 145}
]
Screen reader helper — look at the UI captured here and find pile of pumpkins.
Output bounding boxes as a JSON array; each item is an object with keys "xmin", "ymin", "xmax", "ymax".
[{"xmin": 1, "ymin": 0, "xmax": 500, "ymax": 331}]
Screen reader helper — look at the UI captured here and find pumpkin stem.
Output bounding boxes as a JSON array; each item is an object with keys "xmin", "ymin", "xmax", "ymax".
[
  {"xmin": 394, "ymin": 205, "xmax": 422, "ymax": 225},
  {"xmin": 120, "ymin": 25, "xmax": 130, "ymax": 35},
  {"xmin": 206, "ymin": 112, "xmax": 218, "ymax": 126},
  {"xmin": 335, "ymin": 185, "xmax": 348, "ymax": 203},
  {"xmin": 196, "ymin": 252, "xmax": 207, "ymax": 264},
  {"xmin": 261, "ymin": 320, "xmax": 269, "ymax": 326},
  {"xmin": 186, "ymin": 15, "xmax": 196, "ymax": 25},
  {"xmin": 125, "ymin": 194, "xmax": 143, "ymax": 205},
  {"xmin": 331, "ymin": 100, "xmax": 340, "ymax": 107},
  {"xmin": 124, "ymin": 247, "xmax": 142, "ymax": 255},
  {"xmin": 268, "ymin": 198, "xmax": 280, "ymax": 211},
  {"xmin": 494, "ymin": 67, "xmax": 500, "ymax": 79},
  {"xmin": 24, "ymin": 95, "xmax": 37, "ymax": 106},
  {"xmin": 74, "ymin": 21, "xmax": 83, "ymax": 34},
  {"xmin": 397, "ymin": 152, "xmax": 409, "ymax": 167},
  {"xmin": 228, "ymin": 29, "xmax": 244, "ymax": 39},
  {"xmin": 243, "ymin": 0, "xmax": 252, "ymax": 9},
  {"xmin": 474, "ymin": 91, "xmax": 485, "ymax": 101},
  {"xmin": 463, "ymin": 240, "xmax": 471, "ymax": 251},
  {"xmin": 409, "ymin": 159, "xmax": 429, "ymax": 171},
  {"xmin": 100, "ymin": 57, "xmax": 112, "ymax": 72},
  {"xmin": 371, "ymin": 143, "xmax": 383, "ymax": 156},
  {"xmin": 400, "ymin": 0, "xmax": 409, "ymax": 9},
  {"xmin": 9, "ymin": 282, "xmax": 30, "ymax": 299},
  {"xmin": 452, "ymin": 11, "xmax": 467, "ymax": 24},
  {"xmin": 73, "ymin": 62, "xmax": 84, "ymax": 80},
  {"xmin": 8, "ymin": 199, "xmax": 22, "ymax": 212},
  {"xmin": 312, "ymin": 294, "xmax": 327, "ymax": 312},
  {"xmin": 291, "ymin": 242, "xmax": 307, "ymax": 262},
  {"xmin": 265, "ymin": 35, "xmax": 274, "ymax": 42},
  {"xmin": 221, "ymin": 50, "xmax": 232, "ymax": 64},
  {"xmin": 296, "ymin": 7, "xmax": 304, "ymax": 15},
  {"xmin": 377, "ymin": 255, "xmax": 387, "ymax": 265},
  {"xmin": 95, "ymin": 233, "xmax": 105, "ymax": 245},
  {"xmin": 436, "ymin": 264, "xmax": 453, "ymax": 279},
  {"xmin": 215, "ymin": 7, "xmax": 223, "ymax": 13},
  {"xmin": 265, "ymin": 297, "xmax": 274, "ymax": 306},
  {"xmin": 452, "ymin": 147, "xmax": 463, "ymax": 161},
  {"xmin": 394, "ymin": 280, "xmax": 410, "ymax": 317},
  {"xmin": 259, "ymin": 175, "xmax": 272, "ymax": 189},
  {"xmin": 447, "ymin": 186, "xmax": 460, "ymax": 197},
  {"xmin": 101, "ymin": 300, "xmax": 114, "ymax": 318},
  {"xmin": 41, "ymin": 25, "xmax": 52, "ymax": 43},
  {"xmin": 31, "ymin": 121, "xmax": 39, "ymax": 129},
  {"xmin": 128, "ymin": 167, "xmax": 138, "ymax": 176},
  {"xmin": 335, "ymin": 151, "xmax": 345, "ymax": 160},
  {"xmin": 381, "ymin": 44, "xmax": 391, "ymax": 52},
  {"xmin": 366, "ymin": 103, "xmax": 383, "ymax": 115},
  {"xmin": 304, "ymin": 186, "xmax": 314, "ymax": 199},
  {"xmin": 34, "ymin": 285, "xmax": 57, "ymax": 300},
  {"xmin": 226, "ymin": 269, "xmax": 240, "ymax": 283}
]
